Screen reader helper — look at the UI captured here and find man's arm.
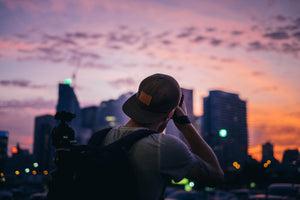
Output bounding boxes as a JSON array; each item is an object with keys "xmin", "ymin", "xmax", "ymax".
[{"xmin": 174, "ymin": 102, "xmax": 224, "ymax": 187}]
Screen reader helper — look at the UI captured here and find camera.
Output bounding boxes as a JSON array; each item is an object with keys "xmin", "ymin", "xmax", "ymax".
[{"xmin": 51, "ymin": 111, "xmax": 76, "ymax": 149}]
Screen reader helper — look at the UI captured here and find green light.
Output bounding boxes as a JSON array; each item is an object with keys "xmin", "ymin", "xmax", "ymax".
[
  {"xmin": 219, "ymin": 129, "xmax": 227, "ymax": 137},
  {"xmin": 25, "ymin": 168, "xmax": 30, "ymax": 173},
  {"xmin": 250, "ymin": 182, "xmax": 256, "ymax": 188},
  {"xmin": 33, "ymin": 162, "xmax": 38, "ymax": 168},
  {"xmin": 189, "ymin": 181, "xmax": 195, "ymax": 187},
  {"xmin": 64, "ymin": 78, "xmax": 72, "ymax": 85},
  {"xmin": 172, "ymin": 178, "xmax": 189, "ymax": 185},
  {"xmin": 184, "ymin": 184, "xmax": 192, "ymax": 192}
]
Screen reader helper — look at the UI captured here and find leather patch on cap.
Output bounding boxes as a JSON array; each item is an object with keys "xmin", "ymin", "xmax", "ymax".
[{"xmin": 139, "ymin": 91, "xmax": 152, "ymax": 106}]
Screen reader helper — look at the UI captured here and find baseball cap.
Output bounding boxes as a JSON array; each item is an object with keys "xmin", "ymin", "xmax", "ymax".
[{"xmin": 122, "ymin": 73, "xmax": 181, "ymax": 124}]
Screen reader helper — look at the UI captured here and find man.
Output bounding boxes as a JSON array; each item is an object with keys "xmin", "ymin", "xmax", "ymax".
[{"xmin": 102, "ymin": 73, "xmax": 224, "ymax": 200}]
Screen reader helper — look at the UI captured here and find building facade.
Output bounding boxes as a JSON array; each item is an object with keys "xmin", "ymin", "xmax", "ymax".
[
  {"xmin": 33, "ymin": 114, "xmax": 54, "ymax": 171},
  {"xmin": 201, "ymin": 90, "xmax": 248, "ymax": 170},
  {"xmin": 0, "ymin": 131, "xmax": 8, "ymax": 171}
]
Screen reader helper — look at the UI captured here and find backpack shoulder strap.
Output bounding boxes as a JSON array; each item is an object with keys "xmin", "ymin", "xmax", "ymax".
[
  {"xmin": 115, "ymin": 129, "xmax": 158, "ymax": 151},
  {"xmin": 88, "ymin": 127, "xmax": 112, "ymax": 146}
]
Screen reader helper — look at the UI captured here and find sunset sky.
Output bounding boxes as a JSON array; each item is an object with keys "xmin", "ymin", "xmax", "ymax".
[{"xmin": 0, "ymin": 0, "xmax": 299, "ymax": 162}]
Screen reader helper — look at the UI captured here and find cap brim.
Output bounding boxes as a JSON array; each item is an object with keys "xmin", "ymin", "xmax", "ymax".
[{"xmin": 122, "ymin": 93, "xmax": 168, "ymax": 124}]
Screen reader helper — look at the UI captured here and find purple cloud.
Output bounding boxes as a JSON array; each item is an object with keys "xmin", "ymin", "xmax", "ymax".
[
  {"xmin": 210, "ymin": 38, "xmax": 223, "ymax": 46},
  {"xmin": 0, "ymin": 98, "xmax": 55, "ymax": 109},
  {"xmin": 206, "ymin": 27, "xmax": 216, "ymax": 32},
  {"xmin": 263, "ymin": 31, "xmax": 289, "ymax": 40},
  {"xmin": 176, "ymin": 27, "xmax": 196, "ymax": 38},
  {"xmin": 293, "ymin": 32, "xmax": 300, "ymax": 40},
  {"xmin": 161, "ymin": 40, "xmax": 172, "ymax": 45},
  {"xmin": 248, "ymin": 41, "xmax": 269, "ymax": 51},
  {"xmin": 42, "ymin": 33, "xmax": 77, "ymax": 45},
  {"xmin": 228, "ymin": 42, "xmax": 240, "ymax": 48},
  {"xmin": 0, "ymin": 79, "xmax": 50, "ymax": 89},
  {"xmin": 281, "ymin": 43, "xmax": 300, "ymax": 55},
  {"xmin": 109, "ymin": 78, "xmax": 136, "ymax": 89},
  {"xmin": 294, "ymin": 17, "xmax": 300, "ymax": 27},
  {"xmin": 0, "ymin": 80, "xmax": 30, "ymax": 87},
  {"xmin": 274, "ymin": 15, "xmax": 287, "ymax": 22},
  {"xmin": 106, "ymin": 31, "xmax": 140, "ymax": 45},
  {"xmin": 192, "ymin": 35, "xmax": 206, "ymax": 42},
  {"xmin": 231, "ymin": 30, "xmax": 244, "ymax": 35}
]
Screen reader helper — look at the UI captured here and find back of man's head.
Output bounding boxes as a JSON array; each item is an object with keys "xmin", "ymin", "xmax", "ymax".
[{"xmin": 122, "ymin": 73, "xmax": 181, "ymax": 124}]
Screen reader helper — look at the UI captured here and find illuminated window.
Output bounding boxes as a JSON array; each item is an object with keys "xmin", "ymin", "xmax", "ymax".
[{"xmin": 105, "ymin": 116, "xmax": 116, "ymax": 122}]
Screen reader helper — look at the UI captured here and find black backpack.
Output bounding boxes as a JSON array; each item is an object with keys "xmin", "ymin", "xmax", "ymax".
[{"xmin": 47, "ymin": 127, "xmax": 157, "ymax": 200}]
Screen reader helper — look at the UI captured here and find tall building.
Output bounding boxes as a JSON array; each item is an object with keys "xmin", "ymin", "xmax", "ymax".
[
  {"xmin": 56, "ymin": 82, "xmax": 92, "ymax": 144},
  {"xmin": 0, "ymin": 131, "xmax": 8, "ymax": 171},
  {"xmin": 166, "ymin": 88, "xmax": 195, "ymax": 140},
  {"xmin": 81, "ymin": 106, "xmax": 98, "ymax": 129},
  {"xmin": 201, "ymin": 90, "xmax": 248, "ymax": 170},
  {"xmin": 93, "ymin": 93, "xmax": 131, "ymax": 131},
  {"xmin": 56, "ymin": 83, "xmax": 81, "ymax": 128},
  {"xmin": 33, "ymin": 114, "xmax": 54, "ymax": 170},
  {"xmin": 262, "ymin": 142, "xmax": 279, "ymax": 166},
  {"xmin": 282, "ymin": 149, "xmax": 299, "ymax": 164},
  {"xmin": 262, "ymin": 142, "xmax": 274, "ymax": 162}
]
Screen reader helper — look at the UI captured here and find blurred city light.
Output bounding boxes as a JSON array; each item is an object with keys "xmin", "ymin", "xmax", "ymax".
[
  {"xmin": 12, "ymin": 146, "xmax": 18, "ymax": 154},
  {"xmin": 184, "ymin": 184, "xmax": 192, "ymax": 192},
  {"xmin": 233, "ymin": 161, "xmax": 240, "ymax": 169},
  {"xmin": 15, "ymin": 170, "xmax": 20, "ymax": 175},
  {"xmin": 64, "ymin": 78, "xmax": 72, "ymax": 85},
  {"xmin": 172, "ymin": 178, "xmax": 189, "ymax": 185},
  {"xmin": 32, "ymin": 170, "xmax": 37, "ymax": 175},
  {"xmin": 250, "ymin": 182, "xmax": 256, "ymax": 188},
  {"xmin": 33, "ymin": 162, "xmax": 39, "ymax": 168},
  {"xmin": 219, "ymin": 129, "xmax": 227, "ymax": 137},
  {"xmin": 189, "ymin": 181, "xmax": 195, "ymax": 187},
  {"xmin": 25, "ymin": 168, "xmax": 30, "ymax": 173},
  {"xmin": 43, "ymin": 170, "xmax": 48, "ymax": 175}
]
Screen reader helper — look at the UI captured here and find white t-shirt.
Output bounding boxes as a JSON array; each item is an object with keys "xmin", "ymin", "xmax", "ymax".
[{"xmin": 104, "ymin": 126, "xmax": 196, "ymax": 200}]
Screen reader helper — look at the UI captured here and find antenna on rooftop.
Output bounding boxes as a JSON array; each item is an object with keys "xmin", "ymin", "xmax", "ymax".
[{"xmin": 64, "ymin": 68, "xmax": 78, "ymax": 89}]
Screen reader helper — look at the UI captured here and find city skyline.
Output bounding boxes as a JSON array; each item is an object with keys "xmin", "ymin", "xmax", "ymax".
[
  {"xmin": 3, "ymin": 82, "xmax": 298, "ymax": 163},
  {"xmin": 0, "ymin": 0, "xmax": 300, "ymax": 162}
]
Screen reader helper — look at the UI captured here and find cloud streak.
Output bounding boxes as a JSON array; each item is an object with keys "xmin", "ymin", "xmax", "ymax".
[
  {"xmin": 0, "ymin": 98, "xmax": 56, "ymax": 109},
  {"xmin": 0, "ymin": 79, "xmax": 50, "ymax": 89}
]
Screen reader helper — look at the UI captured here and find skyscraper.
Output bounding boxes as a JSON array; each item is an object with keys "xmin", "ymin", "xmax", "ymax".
[
  {"xmin": 81, "ymin": 106, "xmax": 98, "ymax": 129},
  {"xmin": 56, "ymin": 83, "xmax": 81, "ymax": 128},
  {"xmin": 262, "ymin": 142, "xmax": 279, "ymax": 166},
  {"xmin": 93, "ymin": 93, "xmax": 131, "ymax": 131},
  {"xmin": 33, "ymin": 114, "xmax": 54, "ymax": 170},
  {"xmin": 282, "ymin": 149, "xmax": 299, "ymax": 164},
  {"xmin": 56, "ymin": 83, "xmax": 92, "ymax": 144},
  {"xmin": 202, "ymin": 90, "xmax": 248, "ymax": 170},
  {"xmin": 0, "ymin": 131, "xmax": 8, "ymax": 171}
]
